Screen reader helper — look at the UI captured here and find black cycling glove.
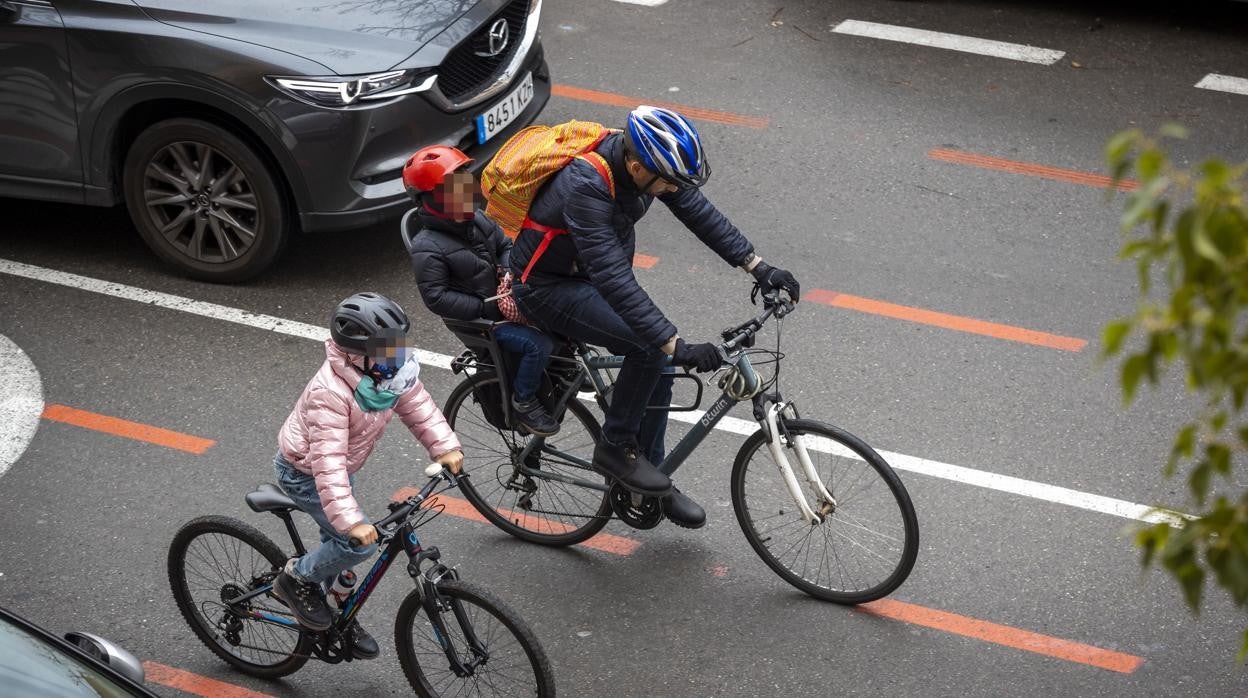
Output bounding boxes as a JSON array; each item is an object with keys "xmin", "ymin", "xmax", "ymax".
[
  {"xmin": 750, "ymin": 260, "xmax": 801, "ymax": 302},
  {"xmin": 673, "ymin": 339, "xmax": 722, "ymax": 373}
]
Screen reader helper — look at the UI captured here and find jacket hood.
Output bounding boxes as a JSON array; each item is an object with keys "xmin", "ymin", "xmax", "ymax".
[{"xmin": 325, "ymin": 340, "xmax": 365, "ymax": 390}]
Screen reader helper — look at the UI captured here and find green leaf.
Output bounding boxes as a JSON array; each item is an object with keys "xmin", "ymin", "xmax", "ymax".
[
  {"xmin": 1122, "ymin": 354, "xmax": 1150, "ymax": 404},
  {"xmin": 1190, "ymin": 461, "xmax": 1212, "ymax": 504},
  {"xmin": 1103, "ymin": 320, "xmax": 1132, "ymax": 357},
  {"xmin": 1159, "ymin": 123, "xmax": 1189, "ymax": 140},
  {"xmin": 1138, "ymin": 149, "xmax": 1165, "ymax": 181}
]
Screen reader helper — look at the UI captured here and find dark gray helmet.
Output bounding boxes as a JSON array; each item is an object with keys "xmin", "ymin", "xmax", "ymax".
[{"xmin": 329, "ymin": 292, "xmax": 410, "ymax": 355}]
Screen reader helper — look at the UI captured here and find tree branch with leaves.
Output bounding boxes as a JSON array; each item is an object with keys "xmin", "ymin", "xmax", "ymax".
[{"xmin": 1104, "ymin": 126, "xmax": 1248, "ymax": 656}]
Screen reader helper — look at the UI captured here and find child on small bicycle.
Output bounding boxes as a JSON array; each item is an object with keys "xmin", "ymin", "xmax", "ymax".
[
  {"xmin": 271, "ymin": 292, "xmax": 464, "ymax": 658},
  {"xmin": 401, "ymin": 145, "xmax": 561, "ymax": 437}
]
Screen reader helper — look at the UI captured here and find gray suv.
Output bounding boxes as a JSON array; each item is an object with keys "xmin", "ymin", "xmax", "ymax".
[{"xmin": 0, "ymin": 0, "xmax": 550, "ymax": 281}]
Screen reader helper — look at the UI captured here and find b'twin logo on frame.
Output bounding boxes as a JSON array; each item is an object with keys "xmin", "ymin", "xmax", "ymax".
[{"xmin": 700, "ymin": 400, "xmax": 729, "ymax": 428}]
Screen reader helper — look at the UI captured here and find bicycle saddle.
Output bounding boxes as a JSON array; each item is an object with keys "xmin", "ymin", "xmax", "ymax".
[{"xmin": 245, "ymin": 483, "xmax": 297, "ymax": 513}]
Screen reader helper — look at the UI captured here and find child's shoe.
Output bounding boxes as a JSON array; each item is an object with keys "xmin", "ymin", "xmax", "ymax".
[
  {"xmin": 271, "ymin": 568, "xmax": 333, "ymax": 632},
  {"xmin": 512, "ymin": 397, "xmax": 560, "ymax": 437},
  {"xmin": 346, "ymin": 619, "xmax": 380, "ymax": 659}
]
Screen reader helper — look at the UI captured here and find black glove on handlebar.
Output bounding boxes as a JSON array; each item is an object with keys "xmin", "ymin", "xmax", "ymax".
[
  {"xmin": 673, "ymin": 339, "xmax": 722, "ymax": 373},
  {"xmin": 750, "ymin": 261, "xmax": 801, "ymax": 302}
]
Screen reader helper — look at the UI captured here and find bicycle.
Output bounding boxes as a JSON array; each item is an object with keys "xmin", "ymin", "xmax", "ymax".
[
  {"xmin": 441, "ymin": 292, "xmax": 919, "ymax": 604},
  {"xmin": 167, "ymin": 463, "xmax": 556, "ymax": 696}
]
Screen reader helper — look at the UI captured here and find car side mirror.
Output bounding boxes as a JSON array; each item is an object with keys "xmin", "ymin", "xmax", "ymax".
[
  {"xmin": 0, "ymin": 2, "xmax": 18, "ymax": 22},
  {"xmin": 63, "ymin": 632, "xmax": 147, "ymax": 686}
]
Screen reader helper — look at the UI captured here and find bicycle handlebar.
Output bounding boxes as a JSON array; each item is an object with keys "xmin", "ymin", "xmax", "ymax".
[
  {"xmin": 349, "ymin": 465, "xmax": 458, "ymax": 547},
  {"xmin": 718, "ymin": 292, "xmax": 796, "ymax": 358}
]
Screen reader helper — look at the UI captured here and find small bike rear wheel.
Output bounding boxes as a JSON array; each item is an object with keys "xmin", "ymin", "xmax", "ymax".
[
  {"xmin": 731, "ymin": 419, "xmax": 919, "ymax": 604},
  {"xmin": 168, "ymin": 515, "xmax": 311, "ymax": 677},
  {"xmin": 395, "ymin": 579, "xmax": 555, "ymax": 697},
  {"xmin": 447, "ymin": 374, "xmax": 612, "ymax": 546}
]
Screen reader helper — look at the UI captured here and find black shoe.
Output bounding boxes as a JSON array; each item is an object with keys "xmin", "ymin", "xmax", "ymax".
[
  {"xmin": 346, "ymin": 619, "xmax": 380, "ymax": 660},
  {"xmin": 662, "ymin": 487, "xmax": 706, "ymax": 529},
  {"xmin": 513, "ymin": 398, "xmax": 560, "ymax": 437},
  {"xmin": 271, "ymin": 571, "xmax": 333, "ymax": 632},
  {"xmin": 592, "ymin": 441, "xmax": 672, "ymax": 496}
]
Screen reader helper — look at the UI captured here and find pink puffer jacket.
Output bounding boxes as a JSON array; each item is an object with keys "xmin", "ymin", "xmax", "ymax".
[{"xmin": 279, "ymin": 340, "xmax": 461, "ymax": 533}]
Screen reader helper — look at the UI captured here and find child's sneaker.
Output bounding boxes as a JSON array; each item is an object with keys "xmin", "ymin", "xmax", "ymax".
[
  {"xmin": 271, "ymin": 568, "xmax": 333, "ymax": 632},
  {"xmin": 512, "ymin": 397, "xmax": 560, "ymax": 437}
]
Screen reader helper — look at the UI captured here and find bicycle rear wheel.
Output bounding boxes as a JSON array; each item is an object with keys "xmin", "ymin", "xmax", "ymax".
[
  {"xmin": 395, "ymin": 579, "xmax": 555, "ymax": 697},
  {"xmin": 168, "ymin": 515, "xmax": 311, "ymax": 677},
  {"xmin": 447, "ymin": 374, "xmax": 612, "ymax": 546},
  {"xmin": 731, "ymin": 419, "xmax": 919, "ymax": 604}
]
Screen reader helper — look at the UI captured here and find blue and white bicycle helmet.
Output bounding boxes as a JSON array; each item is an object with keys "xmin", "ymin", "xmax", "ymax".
[{"xmin": 625, "ymin": 106, "xmax": 711, "ymax": 188}]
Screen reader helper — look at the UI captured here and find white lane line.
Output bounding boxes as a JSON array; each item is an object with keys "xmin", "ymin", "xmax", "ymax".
[
  {"xmin": 0, "ymin": 333, "xmax": 44, "ymax": 478},
  {"xmin": 611, "ymin": 0, "xmax": 668, "ymax": 5},
  {"xmin": 0, "ymin": 257, "xmax": 1186, "ymax": 527},
  {"xmin": 1195, "ymin": 73, "xmax": 1248, "ymax": 96},
  {"xmin": 831, "ymin": 20, "xmax": 1066, "ymax": 65}
]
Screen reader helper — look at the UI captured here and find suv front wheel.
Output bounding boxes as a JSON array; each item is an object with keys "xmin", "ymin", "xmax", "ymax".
[{"xmin": 123, "ymin": 118, "xmax": 289, "ymax": 282}]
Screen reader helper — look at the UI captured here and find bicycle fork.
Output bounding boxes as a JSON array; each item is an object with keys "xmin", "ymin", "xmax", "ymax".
[
  {"xmin": 409, "ymin": 548, "xmax": 489, "ymax": 677},
  {"xmin": 761, "ymin": 401, "xmax": 836, "ymax": 524}
]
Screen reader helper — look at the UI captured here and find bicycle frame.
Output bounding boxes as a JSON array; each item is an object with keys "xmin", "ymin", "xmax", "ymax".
[
  {"xmin": 500, "ymin": 310, "xmax": 838, "ymax": 523},
  {"xmin": 227, "ymin": 493, "xmax": 491, "ymax": 672}
]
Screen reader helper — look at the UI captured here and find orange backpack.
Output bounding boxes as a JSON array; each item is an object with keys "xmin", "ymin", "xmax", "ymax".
[{"xmin": 481, "ymin": 121, "xmax": 618, "ymax": 282}]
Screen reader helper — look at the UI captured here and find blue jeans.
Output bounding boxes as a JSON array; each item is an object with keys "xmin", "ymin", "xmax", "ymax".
[
  {"xmin": 513, "ymin": 280, "xmax": 675, "ymax": 464},
  {"xmin": 274, "ymin": 453, "xmax": 377, "ymax": 586},
  {"xmin": 491, "ymin": 322, "xmax": 553, "ymax": 404}
]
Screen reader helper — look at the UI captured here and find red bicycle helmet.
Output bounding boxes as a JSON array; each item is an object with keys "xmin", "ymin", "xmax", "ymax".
[{"xmin": 402, "ymin": 145, "xmax": 473, "ymax": 193}]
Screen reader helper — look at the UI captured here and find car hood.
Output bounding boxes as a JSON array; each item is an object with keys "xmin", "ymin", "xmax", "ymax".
[{"xmin": 131, "ymin": 0, "xmax": 481, "ymax": 75}]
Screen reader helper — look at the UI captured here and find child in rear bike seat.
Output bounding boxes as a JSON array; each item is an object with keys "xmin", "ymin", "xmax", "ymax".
[
  {"xmin": 401, "ymin": 145, "xmax": 561, "ymax": 437},
  {"xmin": 270, "ymin": 292, "xmax": 464, "ymax": 657}
]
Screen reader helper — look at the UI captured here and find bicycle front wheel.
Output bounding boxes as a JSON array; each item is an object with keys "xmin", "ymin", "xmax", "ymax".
[
  {"xmin": 168, "ymin": 515, "xmax": 311, "ymax": 678},
  {"xmin": 731, "ymin": 419, "xmax": 919, "ymax": 604},
  {"xmin": 446, "ymin": 374, "xmax": 612, "ymax": 546},
  {"xmin": 395, "ymin": 579, "xmax": 555, "ymax": 697}
]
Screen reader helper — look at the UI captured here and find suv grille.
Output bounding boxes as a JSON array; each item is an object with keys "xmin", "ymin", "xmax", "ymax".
[{"xmin": 437, "ymin": 0, "xmax": 531, "ymax": 103}]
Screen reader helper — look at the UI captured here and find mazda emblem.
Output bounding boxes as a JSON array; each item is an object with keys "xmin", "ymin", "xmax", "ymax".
[{"xmin": 476, "ymin": 18, "xmax": 510, "ymax": 57}]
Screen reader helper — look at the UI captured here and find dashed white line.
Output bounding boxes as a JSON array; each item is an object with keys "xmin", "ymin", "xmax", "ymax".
[
  {"xmin": 0, "ymin": 333, "xmax": 44, "ymax": 478},
  {"xmin": 610, "ymin": 0, "xmax": 668, "ymax": 5},
  {"xmin": 831, "ymin": 20, "xmax": 1066, "ymax": 65},
  {"xmin": 0, "ymin": 257, "xmax": 1185, "ymax": 527},
  {"xmin": 1195, "ymin": 73, "xmax": 1248, "ymax": 96}
]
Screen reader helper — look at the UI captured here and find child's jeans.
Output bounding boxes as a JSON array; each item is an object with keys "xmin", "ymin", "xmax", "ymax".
[
  {"xmin": 492, "ymin": 322, "xmax": 554, "ymax": 404},
  {"xmin": 274, "ymin": 452, "xmax": 377, "ymax": 586}
]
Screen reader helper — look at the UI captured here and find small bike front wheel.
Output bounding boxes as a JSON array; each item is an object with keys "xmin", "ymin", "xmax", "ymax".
[
  {"xmin": 395, "ymin": 579, "xmax": 555, "ymax": 697},
  {"xmin": 731, "ymin": 419, "xmax": 919, "ymax": 604},
  {"xmin": 446, "ymin": 374, "xmax": 612, "ymax": 546},
  {"xmin": 168, "ymin": 515, "xmax": 311, "ymax": 678}
]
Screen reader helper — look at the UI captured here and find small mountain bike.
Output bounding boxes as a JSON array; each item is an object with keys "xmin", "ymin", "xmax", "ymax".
[
  {"xmin": 442, "ymin": 292, "xmax": 919, "ymax": 604},
  {"xmin": 167, "ymin": 464, "xmax": 556, "ymax": 696}
]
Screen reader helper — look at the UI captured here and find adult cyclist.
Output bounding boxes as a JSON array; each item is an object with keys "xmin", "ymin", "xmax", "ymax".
[{"xmin": 509, "ymin": 105, "xmax": 801, "ymax": 529}]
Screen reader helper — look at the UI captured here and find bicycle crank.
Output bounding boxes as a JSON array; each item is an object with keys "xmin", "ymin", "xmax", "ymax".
[{"xmin": 608, "ymin": 483, "xmax": 664, "ymax": 529}]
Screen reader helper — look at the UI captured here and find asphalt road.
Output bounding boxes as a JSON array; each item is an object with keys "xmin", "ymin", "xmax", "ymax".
[{"xmin": 2, "ymin": 0, "xmax": 1248, "ymax": 696}]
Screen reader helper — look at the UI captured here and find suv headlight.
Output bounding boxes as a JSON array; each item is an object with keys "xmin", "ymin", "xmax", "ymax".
[{"xmin": 268, "ymin": 69, "xmax": 436, "ymax": 108}]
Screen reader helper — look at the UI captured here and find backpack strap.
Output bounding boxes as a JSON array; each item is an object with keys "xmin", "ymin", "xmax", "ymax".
[{"xmin": 519, "ymin": 151, "xmax": 617, "ymax": 284}]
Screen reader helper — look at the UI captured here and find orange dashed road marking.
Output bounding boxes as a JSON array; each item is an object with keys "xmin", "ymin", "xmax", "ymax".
[
  {"xmin": 552, "ymin": 84, "xmax": 769, "ymax": 130},
  {"xmin": 40, "ymin": 404, "xmax": 216, "ymax": 454},
  {"xmin": 633, "ymin": 253, "xmax": 660, "ymax": 269},
  {"xmin": 807, "ymin": 289, "xmax": 1087, "ymax": 352},
  {"xmin": 858, "ymin": 599, "xmax": 1145, "ymax": 674},
  {"xmin": 928, "ymin": 148, "xmax": 1139, "ymax": 191},
  {"xmin": 143, "ymin": 662, "xmax": 274, "ymax": 698},
  {"xmin": 392, "ymin": 487, "xmax": 640, "ymax": 555}
]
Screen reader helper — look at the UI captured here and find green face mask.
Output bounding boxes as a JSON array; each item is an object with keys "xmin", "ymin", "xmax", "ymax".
[{"xmin": 353, "ymin": 375, "xmax": 400, "ymax": 412}]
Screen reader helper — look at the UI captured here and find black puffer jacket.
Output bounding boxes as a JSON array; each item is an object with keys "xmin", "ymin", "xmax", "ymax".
[
  {"xmin": 404, "ymin": 209, "xmax": 511, "ymax": 321},
  {"xmin": 510, "ymin": 132, "xmax": 755, "ymax": 347}
]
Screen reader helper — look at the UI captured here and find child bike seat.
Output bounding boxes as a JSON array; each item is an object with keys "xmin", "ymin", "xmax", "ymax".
[{"xmin": 245, "ymin": 483, "xmax": 297, "ymax": 514}]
